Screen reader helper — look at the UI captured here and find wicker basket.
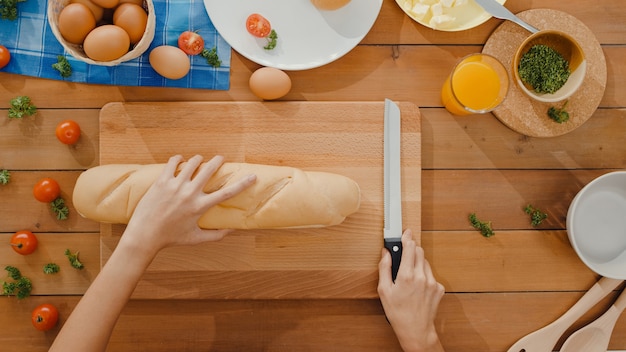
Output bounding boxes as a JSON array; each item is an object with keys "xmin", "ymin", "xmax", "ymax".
[{"xmin": 47, "ymin": 0, "xmax": 156, "ymax": 66}]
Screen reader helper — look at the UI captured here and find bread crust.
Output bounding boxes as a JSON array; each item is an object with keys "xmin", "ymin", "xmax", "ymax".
[{"xmin": 72, "ymin": 162, "xmax": 361, "ymax": 229}]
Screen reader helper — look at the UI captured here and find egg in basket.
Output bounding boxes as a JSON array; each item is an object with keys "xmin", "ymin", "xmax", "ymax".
[{"xmin": 47, "ymin": 0, "xmax": 155, "ymax": 66}]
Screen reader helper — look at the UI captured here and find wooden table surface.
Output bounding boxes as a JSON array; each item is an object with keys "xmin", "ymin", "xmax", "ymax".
[{"xmin": 1, "ymin": 0, "xmax": 625, "ymax": 351}]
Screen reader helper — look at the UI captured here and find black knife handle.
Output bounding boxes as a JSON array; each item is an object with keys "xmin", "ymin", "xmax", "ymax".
[{"xmin": 384, "ymin": 239, "xmax": 403, "ymax": 282}]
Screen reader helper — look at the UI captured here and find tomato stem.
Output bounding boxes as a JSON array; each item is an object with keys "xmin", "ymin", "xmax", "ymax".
[{"xmin": 10, "ymin": 243, "xmax": 23, "ymax": 249}]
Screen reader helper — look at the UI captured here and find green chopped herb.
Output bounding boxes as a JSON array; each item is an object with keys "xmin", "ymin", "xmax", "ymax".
[
  {"xmin": 8, "ymin": 96, "xmax": 37, "ymax": 119},
  {"xmin": 52, "ymin": 55, "xmax": 72, "ymax": 78},
  {"xmin": 200, "ymin": 46, "xmax": 221, "ymax": 68},
  {"xmin": 65, "ymin": 249, "xmax": 84, "ymax": 270},
  {"xmin": 525, "ymin": 204, "xmax": 548, "ymax": 227},
  {"xmin": 0, "ymin": 0, "xmax": 26, "ymax": 20},
  {"xmin": 43, "ymin": 263, "xmax": 60, "ymax": 274},
  {"xmin": 469, "ymin": 213, "xmax": 495, "ymax": 238},
  {"xmin": 0, "ymin": 169, "xmax": 9, "ymax": 185},
  {"xmin": 548, "ymin": 100, "xmax": 570, "ymax": 123},
  {"xmin": 518, "ymin": 44, "xmax": 570, "ymax": 94},
  {"xmin": 263, "ymin": 29, "xmax": 278, "ymax": 50},
  {"xmin": 5, "ymin": 265, "xmax": 21, "ymax": 280},
  {"xmin": 51, "ymin": 197, "xmax": 69, "ymax": 220},
  {"xmin": 2, "ymin": 266, "xmax": 32, "ymax": 299}
]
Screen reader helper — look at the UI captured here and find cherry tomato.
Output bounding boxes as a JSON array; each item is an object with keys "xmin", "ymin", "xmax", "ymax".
[
  {"xmin": 31, "ymin": 304, "xmax": 59, "ymax": 331},
  {"xmin": 177, "ymin": 31, "xmax": 204, "ymax": 56},
  {"xmin": 10, "ymin": 230, "xmax": 38, "ymax": 255},
  {"xmin": 0, "ymin": 45, "xmax": 10, "ymax": 69},
  {"xmin": 55, "ymin": 119, "xmax": 81, "ymax": 145},
  {"xmin": 246, "ymin": 13, "xmax": 272, "ymax": 38},
  {"xmin": 33, "ymin": 177, "xmax": 61, "ymax": 203}
]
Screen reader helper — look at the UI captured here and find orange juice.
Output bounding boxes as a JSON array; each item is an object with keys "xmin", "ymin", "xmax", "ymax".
[{"xmin": 441, "ymin": 54, "xmax": 509, "ymax": 115}]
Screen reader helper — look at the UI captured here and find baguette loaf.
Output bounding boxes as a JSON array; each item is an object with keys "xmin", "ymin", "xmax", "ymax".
[{"xmin": 72, "ymin": 162, "xmax": 361, "ymax": 229}]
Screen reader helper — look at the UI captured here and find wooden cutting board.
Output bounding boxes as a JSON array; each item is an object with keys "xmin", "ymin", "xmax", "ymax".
[{"xmin": 99, "ymin": 101, "xmax": 421, "ymax": 299}]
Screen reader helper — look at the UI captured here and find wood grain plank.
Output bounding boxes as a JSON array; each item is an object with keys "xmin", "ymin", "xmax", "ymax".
[
  {"xmin": 0, "ymin": 171, "xmax": 100, "ymax": 232},
  {"xmin": 423, "ymin": 108, "xmax": 626, "ymax": 170},
  {"xmin": 2, "ymin": 292, "xmax": 626, "ymax": 352},
  {"xmin": 422, "ymin": 169, "xmax": 615, "ymax": 231},
  {"xmin": 1, "ymin": 46, "xmax": 625, "ymax": 109},
  {"xmin": 98, "ymin": 101, "xmax": 420, "ymax": 299},
  {"xmin": 0, "ymin": 233, "xmax": 99, "ymax": 295},
  {"xmin": 0, "ymin": 109, "xmax": 100, "ymax": 170}
]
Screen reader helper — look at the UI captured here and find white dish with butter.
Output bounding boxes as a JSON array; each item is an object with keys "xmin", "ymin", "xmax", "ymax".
[{"xmin": 396, "ymin": 0, "xmax": 506, "ymax": 31}]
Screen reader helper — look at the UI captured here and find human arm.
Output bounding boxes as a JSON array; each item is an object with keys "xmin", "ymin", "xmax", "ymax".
[
  {"xmin": 49, "ymin": 155, "xmax": 256, "ymax": 351},
  {"xmin": 378, "ymin": 229, "xmax": 446, "ymax": 352}
]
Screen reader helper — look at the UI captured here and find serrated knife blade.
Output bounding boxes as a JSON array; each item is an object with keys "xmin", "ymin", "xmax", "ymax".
[{"xmin": 383, "ymin": 98, "xmax": 402, "ymax": 282}]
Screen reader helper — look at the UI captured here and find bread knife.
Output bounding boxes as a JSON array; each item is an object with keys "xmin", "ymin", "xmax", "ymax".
[{"xmin": 383, "ymin": 98, "xmax": 402, "ymax": 282}]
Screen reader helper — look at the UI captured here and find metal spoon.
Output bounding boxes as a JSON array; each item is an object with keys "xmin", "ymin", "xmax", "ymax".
[
  {"xmin": 560, "ymin": 286, "xmax": 626, "ymax": 352},
  {"xmin": 474, "ymin": 0, "xmax": 539, "ymax": 33},
  {"xmin": 506, "ymin": 277, "xmax": 623, "ymax": 352}
]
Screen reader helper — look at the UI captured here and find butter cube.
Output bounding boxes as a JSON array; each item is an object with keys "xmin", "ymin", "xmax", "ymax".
[
  {"xmin": 440, "ymin": 0, "xmax": 455, "ymax": 7},
  {"xmin": 453, "ymin": 0, "xmax": 468, "ymax": 6},
  {"xmin": 431, "ymin": 2, "xmax": 443, "ymax": 16},
  {"xmin": 409, "ymin": 2, "xmax": 430, "ymax": 19},
  {"xmin": 429, "ymin": 14, "xmax": 456, "ymax": 28}
]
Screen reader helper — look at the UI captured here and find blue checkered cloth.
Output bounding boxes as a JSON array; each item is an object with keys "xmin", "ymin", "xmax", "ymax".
[{"xmin": 0, "ymin": 0, "xmax": 230, "ymax": 89}]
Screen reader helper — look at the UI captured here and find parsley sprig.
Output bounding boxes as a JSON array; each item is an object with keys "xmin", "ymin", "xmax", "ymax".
[
  {"xmin": 65, "ymin": 249, "xmax": 84, "ymax": 270},
  {"xmin": 8, "ymin": 96, "xmax": 37, "ymax": 119},
  {"xmin": 525, "ymin": 204, "xmax": 548, "ymax": 227},
  {"xmin": 2, "ymin": 266, "xmax": 32, "ymax": 299},
  {"xmin": 469, "ymin": 213, "xmax": 495, "ymax": 238}
]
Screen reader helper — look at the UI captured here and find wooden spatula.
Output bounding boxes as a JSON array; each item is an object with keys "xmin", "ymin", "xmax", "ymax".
[
  {"xmin": 507, "ymin": 277, "xmax": 623, "ymax": 352},
  {"xmin": 560, "ymin": 286, "xmax": 626, "ymax": 352}
]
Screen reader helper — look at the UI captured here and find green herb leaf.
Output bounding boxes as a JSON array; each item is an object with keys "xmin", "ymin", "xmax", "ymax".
[
  {"xmin": 524, "ymin": 204, "xmax": 548, "ymax": 227},
  {"xmin": 8, "ymin": 96, "xmax": 37, "ymax": 119},
  {"xmin": 200, "ymin": 46, "xmax": 221, "ymax": 68},
  {"xmin": 0, "ymin": 169, "xmax": 10, "ymax": 185},
  {"xmin": 264, "ymin": 29, "xmax": 278, "ymax": 50},
  {"xmin": 0, "ymin": 0, "xmax": 26, "ymax": 20},
  {"xmin": 469, "ymin": 213, "xmax": 495, "ymax": 238},
  {"xmin": 5, "ymin": 265, "xmax": 21, "ymax": 280},
  {"xmin": 51, "ymin": 197, "xmax": 69, "ymax": 220},
  {"xmin": 547, "ymin": 101, "xmax": 570, "ymax": 124},
  {"xmin": 52, "ymin": 55, "xmax": 72, "ymax": 78},
  {"xmin": 65, "ymin": 249, "xmax": 84, "ymax": 270},
  {"xmin": 43, "ymin": 263, "xmax": 60, "ymax": 274}
]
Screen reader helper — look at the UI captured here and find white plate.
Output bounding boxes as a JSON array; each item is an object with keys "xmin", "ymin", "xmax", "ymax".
[
  {"xmin": 395, "ymin": 0, "xmax": 506, "ymax": 31},
  {"xmin": 567, "ymin": 171, "xmax": 626, "ymax": 279},
  {"xmin": 203, "ymin": 0, "xmax": 383, "ymax": 70}
]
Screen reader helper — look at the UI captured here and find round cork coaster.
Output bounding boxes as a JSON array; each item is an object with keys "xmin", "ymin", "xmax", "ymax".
[{"xmin": 483, "ymin": 9, "xmax": 607, "ymax": 137}]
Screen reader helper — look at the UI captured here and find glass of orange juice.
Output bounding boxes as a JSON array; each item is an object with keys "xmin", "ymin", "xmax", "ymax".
[{"xmin": 441, "ymin": 53, "xmax": 509, "ymax": 116}]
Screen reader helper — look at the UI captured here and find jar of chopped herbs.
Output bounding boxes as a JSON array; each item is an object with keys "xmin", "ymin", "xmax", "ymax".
[{"xmin": 518, "ymin": 44, "xmax": 570, "ymax": 94}]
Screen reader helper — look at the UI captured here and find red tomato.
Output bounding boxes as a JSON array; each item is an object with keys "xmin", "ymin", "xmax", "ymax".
[
  {"xmin": 0, "ymin": 45, "xmax": 10, "ymax": 69},
  {"xmin": 55, "ymin": 119, "xmax": 81, "ymax": 145},
  {"xmin": 31, "ymin": 304, "xmax": 59, "ymax": 331},
  {"xmin": 10, "ymin": 230, "xmax": 38, "ymax": 255},
  {"xmin": 246, "ymin": 13, "xmax": 271, "ymax": 38},
  {"xmin": 177, "ymin": 31, "xmax": 204, "ymax": 56},
  {"xmin": 33, "ymin": 177, "xmax": 61, "ymax": 203}
]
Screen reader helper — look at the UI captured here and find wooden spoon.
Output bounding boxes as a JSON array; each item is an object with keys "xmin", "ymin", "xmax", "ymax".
[
  {"xmin": 507, "ymin": 277, "xmax": 623, "ymax": 352},
  {"xmin": 560, "ymin": 286, "xmax": 626, "ymax": 352}
]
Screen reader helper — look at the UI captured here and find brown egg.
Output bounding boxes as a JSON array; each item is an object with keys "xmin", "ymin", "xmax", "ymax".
[
  {"xmin": 83, "ymin": 25, "xmax": 130, "ymax": 61},
  {"xmin": 57, "ymin": 3, "xmax": 96, "ymax": 44},
  {"xmin": 149, "ymin": 46, "xmax": 190, "ymax": 80},
  {"xmin": 249, "ymin": 67, "xmax": 292, "ymax": 100},
  {"xmin": 118, "ymin": 0, "xmax": 143, "ymax": 6},
  {"xmin": 113, "ymin": 3, "xmax": 148, "ymax": 44},
  {"xmin": 90, "ymin": 0, "xmax": 119, "ymax": 9},
  {"xmin": 69, "ymin": 0, "xmax": 104, "ymax": 22}
]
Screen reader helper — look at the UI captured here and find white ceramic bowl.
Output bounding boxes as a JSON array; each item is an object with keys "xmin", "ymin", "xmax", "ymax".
[
  {"xmin": 567, "ymin": 171, "xmax": 626, "ymax": 279},
  {"xmin": 513, "ymin": 30, "xmax": 586, "ymax": 103}
]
